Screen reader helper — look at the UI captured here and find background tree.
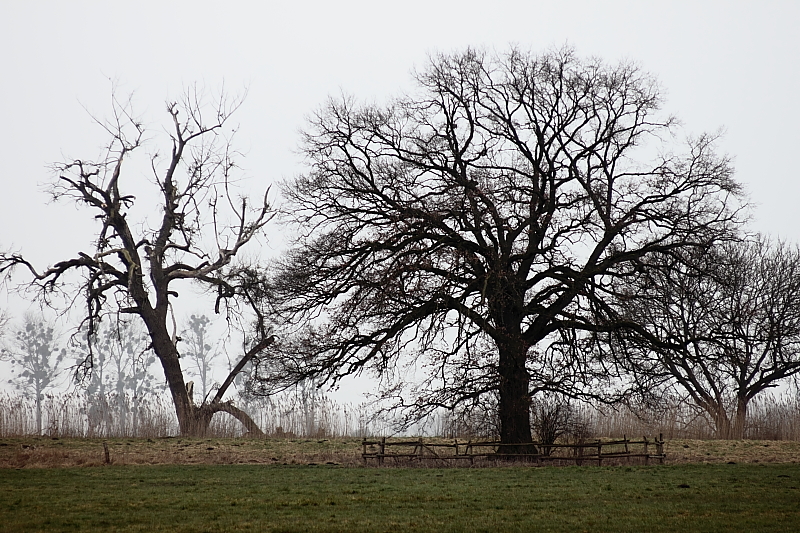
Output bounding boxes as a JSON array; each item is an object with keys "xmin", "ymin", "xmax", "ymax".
[
  {"xmin": 1, "ymin": 313, "xmax": 66, "ymax": 434},
  {"xmin": 0, "ymin": 88, "xmax": 275, "ymax": 436},
  {"xmin": 610, "ymin": 236, "xmax": 800, "ymax": 439},
  {"xmin": 181, "ymin": 314, "xmax": 219, "ymax": 403},
  {"xmin": 79, "ymin": 318, "xmax": 157, "ymax": 435},
  {"xmin": 0, "ymin": 309, "xmax": 8, "ymax": 337},
  {"xmin": 257, "ymin": 47, "xmax": 742, "ymax": 446}
]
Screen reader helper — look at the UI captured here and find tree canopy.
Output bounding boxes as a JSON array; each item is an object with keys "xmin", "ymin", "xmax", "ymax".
[
  {"xmin": 255, "ymin": 47, "xmax": 743, "ymax": 444},
  {"xmin": 610, "ymin": 236, "xmax": 800, "ymax": 439}
]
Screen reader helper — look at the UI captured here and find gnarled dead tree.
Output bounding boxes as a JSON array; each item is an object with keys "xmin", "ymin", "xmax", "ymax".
[
  {"xmin": 0, "ymin": 88, "xmax": 274, "ymax": 436},
  {"xmin": 254, "ymin": 47, "xmax": 743, "ymax": 446}
]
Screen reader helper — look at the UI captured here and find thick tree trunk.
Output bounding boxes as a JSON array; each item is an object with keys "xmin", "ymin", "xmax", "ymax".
[
  {"xmin": 145, "ymin": 316, "xmax": 268, "ymax": 437},
  {"xmin": 158, "ymin": 346, "xmax": 196, "ymax": 436},
  {"xmin": 707, "ymin": 397, "xmax": 748, "ymax": 440},
  {"xmin": 143, "ymin": 315, "xmax": 208, "ymax": 436},
  {"xmin": 176, "ymin": 403, "xmax": 264, "ymax": 437},
  {"xmin": 707, "ymin": 401, "xmax": 733, "ymax": 439},
  {"xmin": 731, "ymin": 396, "xmax": 748, "ymax": 440},
  {"xmin": 497, "ymin": 341, "xmax": 534, "ymax": 451}
]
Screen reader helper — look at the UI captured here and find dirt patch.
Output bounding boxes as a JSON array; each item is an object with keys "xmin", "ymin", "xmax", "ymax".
[{"xmin": 1, "ymin": 437, "xmax": 799, "ymax": 468}]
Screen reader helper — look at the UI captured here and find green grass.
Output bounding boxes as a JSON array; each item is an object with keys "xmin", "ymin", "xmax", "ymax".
[{"xmin": 1, "ymin": 463, "xmax": 798, "ymax": 532}]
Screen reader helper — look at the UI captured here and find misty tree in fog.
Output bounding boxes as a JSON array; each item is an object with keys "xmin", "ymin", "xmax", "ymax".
[
  {"xmin": 79, "ymin": 318, "xmax": 158, "ymax": 435},
  {"xmin": 181, "ymin": 314, "xmax": 220, "ymax": 404},
  {"xmin": 1, "ymin": 313, "xmax": 66, "ymax": 434}
]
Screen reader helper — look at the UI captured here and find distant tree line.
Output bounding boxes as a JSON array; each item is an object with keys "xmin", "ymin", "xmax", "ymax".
[{"xmin": 0, "ymin": 311, "xmax": 233, "ymax": 436}]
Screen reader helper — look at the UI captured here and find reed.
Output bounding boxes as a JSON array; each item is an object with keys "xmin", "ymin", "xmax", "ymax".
[
  {"xmin": 0, "ymin": 389, "xmax": 392, "ymax": 439},
  {"xmin": 2, "ymin": 388, "xmax": 799, "ymax": 440}
]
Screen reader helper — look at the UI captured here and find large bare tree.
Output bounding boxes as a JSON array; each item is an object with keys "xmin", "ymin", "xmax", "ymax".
[
  {"xmin": 610, "ymin": 236, "xmax": 800, "ymax": 439},
  {"xmin": 255, "ymin": 47, "xmax": 742, "ymax": 446},
  {"xmin": 1, "ymin": 88, "xmax": 274, "ymax": 436}
]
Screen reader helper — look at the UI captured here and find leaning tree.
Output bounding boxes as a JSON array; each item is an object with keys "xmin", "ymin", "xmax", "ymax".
[
  {"xmin": 0, "ymin": 88, "xmax": 274, "ymax": 436},
  {"xmin": 257, "ymin": 47, "xmax": 743, "ymax": 446}
]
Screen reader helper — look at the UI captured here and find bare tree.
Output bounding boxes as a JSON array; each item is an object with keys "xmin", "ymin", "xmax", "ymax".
[
  {"xmin": 79, "ymin": 318, "xmax": 158, "ymax": 435},
  {"xmin": 181, "ymin": 314, "xmax": 219, "ymax": 403},
  {"xmin": 1, "ymin": 313, "xmax": 66, "ymax": 435},
  {"xmin": 610, "ymin": 236, "xmax": 800, "ymax": 439},
  {"xmin": 0, "ymin": 87, "xmax": 274, "ymax": 436},
  {"xmin": 256, "ymin": 47, "xmax": 742, "ymax": 446}
]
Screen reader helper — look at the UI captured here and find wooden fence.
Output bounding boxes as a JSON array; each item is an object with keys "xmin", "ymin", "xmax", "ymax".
[{"xmin": 361, "ymin": 435, "xmax": 665, "ymax": 466}]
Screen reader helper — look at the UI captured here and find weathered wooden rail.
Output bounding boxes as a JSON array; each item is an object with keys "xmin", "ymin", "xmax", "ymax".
[{"xmin": 361, "ymin": 435, "xmax": 665, "ymax": 466}]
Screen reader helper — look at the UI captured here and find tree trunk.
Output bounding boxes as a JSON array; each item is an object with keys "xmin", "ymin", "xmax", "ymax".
[
  {"xmin": 497, "ymin": 340, "xmax": 534, "ymax": 451},
  {"xmin": 180, "ymin": 402, "xmax": 265, "ymax": 437},
  {"xmin": 142, "ymin": 312, "xmax": 268, "ymax": 437},
  {"xmin": 161, "ymin": 349, "xmax": 196, "ymax": 436},
  {"xmin": 706, "ymin": 397, "xmax": 748, "ymax": 440},
  {"xmin": 206, "ymin": 402, "xmax": 265, "ymax": 437},
  {"xmin": 731, "ymin": 396, "xmax": 748, "ymax": 440},
  {"xmin": 710, "ymin": 402, "xmax": 733, "ymax": 439},
  {"xmin": 142, "ymin": 315, "xmax": 203, "ymax": 436},
  {"xmin": 35, "ymin": 389, "xmax": 42, "ymax": 436}
]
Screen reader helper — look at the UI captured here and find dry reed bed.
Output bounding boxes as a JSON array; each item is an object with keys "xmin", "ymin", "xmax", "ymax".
[
  {"xmin": 3, "ymin": 390, "xmax": 800, "ymax": 471},
  {"xmin": 0, "ymin": 392, "xmax": 386, "ymax": 439}
]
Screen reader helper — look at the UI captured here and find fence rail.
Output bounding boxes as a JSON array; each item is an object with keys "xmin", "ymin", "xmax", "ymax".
[{"xmin": 361, "ymin": 435, "xmax": 665, "ymax": 466}]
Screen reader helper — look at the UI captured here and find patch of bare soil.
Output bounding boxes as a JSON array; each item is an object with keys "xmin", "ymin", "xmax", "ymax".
[{"xmin": 1, "ymin": 437, "xmax": 799, "ymax": 468}]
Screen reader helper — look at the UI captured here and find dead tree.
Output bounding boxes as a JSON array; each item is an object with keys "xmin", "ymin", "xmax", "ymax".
[{"xmin": 0, "ymin": 87, "xmax": 274, "ymax": 436}]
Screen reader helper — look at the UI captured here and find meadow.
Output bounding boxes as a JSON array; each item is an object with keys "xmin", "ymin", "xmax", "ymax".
[
  {"xmin": 3, "ymin": 391, "xmax": 800, "ymax": 532},
  {"xmin": 2, "ymin": 462, "xmax": 799, "ymax": 532}
]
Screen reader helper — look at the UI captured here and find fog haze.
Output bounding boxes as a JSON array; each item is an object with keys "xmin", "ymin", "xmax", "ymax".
[{"xmin": 2, "ymin": 0, "xmax": 798, "ymax": 400}]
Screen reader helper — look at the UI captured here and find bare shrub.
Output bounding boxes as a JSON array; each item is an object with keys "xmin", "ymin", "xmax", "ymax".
[{"xmin": 531, "ymin": 397, "xmax": 593, "ymax": 453}]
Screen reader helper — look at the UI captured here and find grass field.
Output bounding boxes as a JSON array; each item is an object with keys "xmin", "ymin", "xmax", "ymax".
[{"xmin": 1, "ymin": 462, "xmax": 799, "ymax": 532}]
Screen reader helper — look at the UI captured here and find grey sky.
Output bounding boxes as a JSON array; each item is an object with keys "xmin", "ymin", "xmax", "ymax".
[
  {"xmin": 1, "ymin": 1, "xmax": 798, "ymax": 395},
  {"xmin": 3, "ymin": 1, "xmax": 798, "ymax": 263}
]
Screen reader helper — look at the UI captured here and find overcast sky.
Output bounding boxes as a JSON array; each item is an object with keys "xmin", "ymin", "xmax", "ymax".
[{"xmin": 1, "ymin": 1, "xmax": 799, "ymax": 396}]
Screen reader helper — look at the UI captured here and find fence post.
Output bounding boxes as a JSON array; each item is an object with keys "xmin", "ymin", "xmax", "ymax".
[
  {"xmin": 379, "ymin": 436, "xmax": 385, "ymax": 466},
  {"xmin": 644, "ymin": 436, "xmax": 649, "ymax": 465},
  {"xmin": 597, "ymin": 440, "xmax": 602, "ymax": 466}
]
